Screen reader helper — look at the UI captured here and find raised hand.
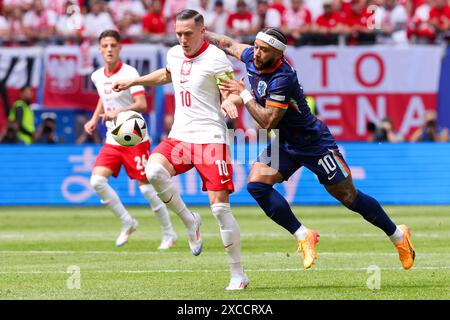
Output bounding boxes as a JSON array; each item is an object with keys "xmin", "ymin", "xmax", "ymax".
[
  {"xmin": 219, "ymin": 75, "xmax": 246, "ymax": 95},
  {"xmin": 112, "ymin": 80, "xmax": 132, "ymax": 92}
]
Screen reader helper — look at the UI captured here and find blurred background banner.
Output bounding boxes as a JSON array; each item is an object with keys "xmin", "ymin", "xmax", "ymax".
[
  {"xmin": 285, "ymin": 45, "xmax": 442, "ymax": 141},
  {"xmin": 1, "ymin": 143, "xmax": 448, "ymax": 206},
  {"xmin": 41, "ymin": 44, "xmax": 160, "ymax": 110},
  {"xmin": 0, "ymin": 46, "xmax": 42, "ymax": 132},
  {"xmin": 0, "ymin": 44, "xmax": 445, "ymax": 144}
]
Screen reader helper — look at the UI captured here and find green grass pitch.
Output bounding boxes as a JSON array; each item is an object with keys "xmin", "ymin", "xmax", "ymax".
[{"xmin": 0, "ymin": 206, "xmax": 449, "ymax": 300}]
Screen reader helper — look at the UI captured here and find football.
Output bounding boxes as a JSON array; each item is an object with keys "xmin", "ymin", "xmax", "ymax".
[{"xmin": 111, "ymin": 110, "xmax": 147, "ymax": 146}]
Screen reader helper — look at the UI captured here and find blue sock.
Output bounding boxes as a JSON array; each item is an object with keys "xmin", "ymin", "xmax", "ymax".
[
  {"xmin": 247, "ymin": 182, "xmax": 301, "ymax": 234},
  {"xmin": 348, "ymin": 190, "xmax": 397, "ymax": 236}
]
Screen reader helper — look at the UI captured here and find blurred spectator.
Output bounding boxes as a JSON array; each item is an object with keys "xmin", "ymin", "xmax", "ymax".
[
  {"xmin": 342, "ymin": 0, "xmax": 376, "ymax": 45},
  {"xmin": 305, "ymin": 95, "xmax": 318, "ymax": 116},
  {"xmin": 0, "ymin": 122, "xmax": 22, "ymax": 144},
  {"xmin": 83, "ymin": 0, "xmax": 116, "ymax": 39},
  {"xmin": 163, "ymin": 0, "xmax": 189, "ymax": 34},
  {"xmin": 226, "ymin": 0, "xmax": 253, "ymax": 40},
  {"xmin": 281, "ymin": 0, "xmax": 312, "ymax": 45},
  {"xmin": 23, "ymin": 0, "xmax": 58, "ymax": 41},
  {"xmin": 304, "ymin": 0, "xmax": 326, "ymax": 21},
  {"xmin": 108, "ymin": 0, "xmax": 145, "ymax": 23},
  {"xmin": 408, "ymin": 0, "xmax": 434, "ymax": 43},
  {"xmin": 0, "ymin": 13, "xmax": 9, "ymax": 37},
  {"xmin": 312, "ymin": 0, "xmax": 345, "ymax": 45},
  {"xmin": 55, "ymin": 0, "xmax": 84, "ymax": 41},
  {"xmin": 34, "ymin": 112, "xmax": 61, "ymax": 144},
  {"xmin": 45, "ymin": 0, "xmax": 72, "ymax": 16},
  {"xmin": 367, "ymin": 117, "xmax": 402, "ymax": 143},
  {"xmin": 207, "ymin": 0, "xmax": 228, "ymax": 34},
  {"xmin": 118, "ymin": 9, "xmax": 142, "ymax": 39},
  {"xmin": 192, "ymin": 0, "xmax": 215, "ymax": 26},
  {"xmin": 8, "ymin": 85, "xmax": 35, "ymax": 145},
  {"xmin": 251, "ymin": 0, "xmax": 282, "ymax": 33},
  {"xmin": 75, "ymin": 113, "xmax": 101, "ymax": 144},
  {"xmin": 410, "ymin": 110, "xmax": 449, "ymax": 142},
  {"xmin": 142, "ymin": 0, "xmax": 166, "ymax": 36},
  {"xmin": 269, "ymin": 0, "xmax": 288, "ymax": 16},
  {"xmin": 3, "ymin": 0, "xmax": 33, "ymax": 15},
  {"xmin": 429, "ymin": 0, "xmax": 450, "ymax": 40},
  {"xmin": 374, "ymin": 0, "xmax": 409, "ymax": 44},
  {"xmin": 7, "ymin": 6, "xmax": 27, "ymax": 42},
  {"xmin": 223, "ymin": 0, "xmax": 256, "ymax": 13}
]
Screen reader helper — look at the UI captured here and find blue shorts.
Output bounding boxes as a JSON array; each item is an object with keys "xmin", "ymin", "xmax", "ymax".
[{"xmin": 257, "ymin": 144, "xmax": 351, "ymax": 185}]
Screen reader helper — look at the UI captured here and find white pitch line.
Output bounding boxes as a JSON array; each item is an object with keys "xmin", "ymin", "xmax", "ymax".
[{"xmin": 0, "ymin": 266, "xmax": 449, "ymax": 275}]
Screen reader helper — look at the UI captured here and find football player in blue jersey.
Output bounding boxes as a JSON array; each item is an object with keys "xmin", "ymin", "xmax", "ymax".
[{"xmin": 205, "ymin": 28, "xmax": 415, "ymax": 270}]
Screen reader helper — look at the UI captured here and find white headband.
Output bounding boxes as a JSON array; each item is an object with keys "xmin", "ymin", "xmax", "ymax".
[{"xmin": 256, "ymin": 32, "xmax": 287, "ymax": 52}]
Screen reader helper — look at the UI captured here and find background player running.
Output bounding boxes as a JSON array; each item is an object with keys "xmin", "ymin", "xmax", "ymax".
[{"xmin": 86, "ymin": 30, "xmax": 177, "ymax": 249}]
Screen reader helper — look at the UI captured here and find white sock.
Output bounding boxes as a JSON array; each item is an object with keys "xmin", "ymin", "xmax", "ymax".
[
  {"xmin": 145, "ymin": 162, "xmax": 195, "ymax": 228},
  {"xmin": 389, "ymin": 226, "xmax": 404, "ymax": 244},
  {"xmin": 211, "ymin": 203, "xmax": 244, "ymax": 277},
  {"xmin": 293, "ymin": 225, "xmax": 309, "ymax": 241},
  {"xmin": 90, "ymin": 175, "xmax": 133, "ymax": 225},
  {"xmin": 139, "ymin": 183, "xmax": 174, "ymax": 233}
]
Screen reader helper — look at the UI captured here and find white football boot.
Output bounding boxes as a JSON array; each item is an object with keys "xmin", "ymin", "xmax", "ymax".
[
  {"xmin": 226, "ymin": 273, "xmax": 249, "ymax": 291},
  {"xmin": 157, "ymin": 230, "xmax": 178, "ymax": 250},
  {"xmin": 187, "ymin": 212, "xmax": 203, "ymax": 256},
  {"xmin": 116, "ymin": 219, "xmax": 139, "ymax": 247}
]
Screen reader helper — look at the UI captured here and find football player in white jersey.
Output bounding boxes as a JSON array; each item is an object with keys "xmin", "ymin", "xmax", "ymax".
[
  {"xmin": 113, "ymin": 11, "xmax": 249, "ymax": 290},
  {"xmin": 84, "ymin": 30, "xmax": 177, "ymax": 249}
]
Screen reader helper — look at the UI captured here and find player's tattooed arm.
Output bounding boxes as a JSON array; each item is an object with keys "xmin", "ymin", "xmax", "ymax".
[
  {"xmin": 204, "ymin": 31, "xmax": 249, "ymax": 60},
  {"xmin": 245, "ymin": 99, "xmax": 287, "ymax": 130},
  {"xmin": 219, "ymin": 76, "xmax": 286, "ymax": 129}
]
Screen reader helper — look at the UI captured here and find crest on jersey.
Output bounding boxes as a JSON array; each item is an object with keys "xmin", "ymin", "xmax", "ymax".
[
  {"xmin": 181, "ymin": 60, "xmax": 193, "ymax": 76},
  {"xmin": 257, "ymin": 81, "xmax": 267, "ymax": 97},
  {"xmin": 104, "ymin": 82, "xmax": 113, "ymax": 94}
]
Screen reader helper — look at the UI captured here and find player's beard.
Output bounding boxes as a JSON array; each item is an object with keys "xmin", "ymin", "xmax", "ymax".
[{"xmin": 254, "ymin": 56, "xmax": 277, "ymax": 71}]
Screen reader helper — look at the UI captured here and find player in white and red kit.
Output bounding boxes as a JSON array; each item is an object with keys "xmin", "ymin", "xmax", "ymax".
[
  {"xmin": 113, "ymin": 10, "xmax": 249, "ymax": 290},
  {"xmin": 85, "ymin": 30, "xmax": 177, "ymax": 249}
]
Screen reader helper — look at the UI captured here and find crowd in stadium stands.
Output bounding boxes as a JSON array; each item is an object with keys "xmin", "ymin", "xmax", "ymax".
[{"xmin": 0, "ymin": 0, "xmax": 449, "ymax": 46}]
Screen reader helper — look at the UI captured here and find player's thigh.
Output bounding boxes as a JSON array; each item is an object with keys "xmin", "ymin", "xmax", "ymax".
[
  {"xmin": 151, "ymin": 138, "xmax": 194, "ymax": 176},
  {"xmin": 194, "ymin": 143, "xmax": 234, "ymax": 193},
  {"xmin": 120, "ymin": 141, "xmax": 151, "ymax": 180},
  {"xmin": 93, "ymin": 144, "xmax": 123, "ymax": 178},
  {"xmin": 305, "ymin": 149, "xmax": 351, "ymax": 185},
  {"xmin": 249, "ymin": 145, "xmax": 300, "ymax": 185},
  {"xmin": 92, "ymin": 166, "xmax": 114, "ymax": 178},
  {"xmin": 248, "ymin": 162, "xmax": 284, "ymax": 185}
]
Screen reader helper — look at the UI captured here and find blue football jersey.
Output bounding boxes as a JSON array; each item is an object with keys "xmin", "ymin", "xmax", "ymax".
[{"xmin": 240, "ymin": 46, "xmax": 337, "ymax": 156}]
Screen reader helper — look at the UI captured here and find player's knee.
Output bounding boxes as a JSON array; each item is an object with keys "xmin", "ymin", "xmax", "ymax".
[
  {"xmin": 247, "ymin": 181, "xmax": 271, "ymax": 199},
  {"xmin": 340, "ymin": 190, "xmax": 358, "ymax": 208},
  {"xmin": 145, "ymin": 162, "xmax": 170, "ymax": 185},
  {"xmin": 90, "ymin": 175, "xmax": 108, "ymax": 192}
]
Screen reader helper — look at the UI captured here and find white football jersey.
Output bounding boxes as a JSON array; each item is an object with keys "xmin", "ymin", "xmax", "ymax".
[
  {"xmin": 91, "ymin": 62, "xmax": 148, "ymax": 145},
  {"xmin": 166, "ymin": 42, "xmax": 234, "ymax": 144}
]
